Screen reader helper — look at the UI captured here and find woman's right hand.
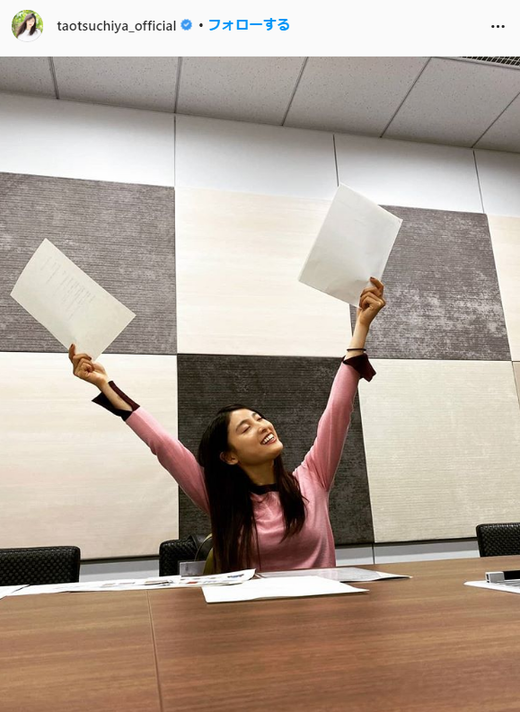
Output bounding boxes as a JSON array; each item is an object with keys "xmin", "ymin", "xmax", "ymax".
[{"xmin": 69, "ymin": 343, "xmax": 109, "ymax": 390}]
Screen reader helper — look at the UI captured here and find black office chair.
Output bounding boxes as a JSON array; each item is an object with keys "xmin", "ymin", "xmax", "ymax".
[
  {"xmin": 159, "ymin": 534, "xmax": 212, "ymax": 576},
  {"xmin": 0, "ymin": 546, "xmax": 81, "ymax": 586},
  {"xmin": 476, "ymin": 523, "xmax": 520, "ymax": 557}
]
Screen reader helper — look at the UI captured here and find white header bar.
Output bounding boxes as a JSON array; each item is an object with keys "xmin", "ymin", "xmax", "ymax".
[{"xmin": 3, "ymin": 0, "xmax": 519, "ymax": 56}]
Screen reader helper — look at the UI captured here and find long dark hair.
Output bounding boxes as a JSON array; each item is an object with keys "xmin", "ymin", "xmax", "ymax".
[
  {"xmin": 17, "ymin": 13, "xmax": 37, "ymax": 37},
  {"xmin": 197, "ymin": 404, "xmax": 307, "ymax": 573}
]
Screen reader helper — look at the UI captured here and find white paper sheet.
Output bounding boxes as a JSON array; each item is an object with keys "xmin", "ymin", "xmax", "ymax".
[
  {"xmin": 202, "ymin": 575, "xmax": 367, "ymax": 603},
  {"xmin": 465, "ymin": 580, "xmax": 520, "ymax": 595},
  {"xmin": 10, "ymin": 238, "xmax": 136, "ymax": 360},
  {"xmin": 7, "ymin": 570, "xmax": 256, "ymax": 596},
  {"xmin": 298, "ymin": 183, "xmax": 402, "ymax": 306},
  {"xmin": 0, "ymin": 585, "xmax": 27, "ymax": 600},
  {"xmin": 259, "ymin": 566, "xmax": 410, "ymax": 582}
]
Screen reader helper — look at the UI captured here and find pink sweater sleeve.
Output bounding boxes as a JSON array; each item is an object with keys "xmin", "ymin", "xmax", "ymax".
[
  {"xmin": 299, "ymin": 361, "xmax": 365, "ymax": 491},
  {"xmin": 124, "ymin": 408, "xmax": 210, "ymax": 514}
]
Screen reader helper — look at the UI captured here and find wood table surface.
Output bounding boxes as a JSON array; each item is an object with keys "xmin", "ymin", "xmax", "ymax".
[
  {"xmin": 0, "ymin": 590, "xmax": 161, "ymax": 712},
  {"xmin": 3, "ymin": 556, "xmax": 520, "ymax": 712}
]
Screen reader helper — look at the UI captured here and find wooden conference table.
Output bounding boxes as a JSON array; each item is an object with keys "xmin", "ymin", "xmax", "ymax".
[{"xmin": 2, "ymin": 555, "xmax": 520, "ymax": 712}]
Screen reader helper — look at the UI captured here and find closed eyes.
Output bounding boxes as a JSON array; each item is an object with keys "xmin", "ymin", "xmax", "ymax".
[{"xmin": 239, "ymin": 413, "xmax": 263, "ymax": 433}]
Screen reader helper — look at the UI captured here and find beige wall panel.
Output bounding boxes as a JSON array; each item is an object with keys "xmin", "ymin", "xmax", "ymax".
[
  {"xmin": 515, "ymin": 363, "xmax": 520, "ymax": 404},
  {"xmin": 359, "ymin": 360, "xmax": 520, "ymax": 542},
  {"xmin": 175, "ymin": 188, "xmax": 353, "ymax": 356},
  {"xmin": 0, "ymin": 353, "xmax": 178, "ymax": 559},
  {"xmin": 488, "ymin": 215, "xmax": 520, "ymax": 361}
]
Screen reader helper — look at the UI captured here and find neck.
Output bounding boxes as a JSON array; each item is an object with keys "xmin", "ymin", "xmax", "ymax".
[{"xmin": 242, "ymin": 459, "xmax": 276, "ymax": 487}]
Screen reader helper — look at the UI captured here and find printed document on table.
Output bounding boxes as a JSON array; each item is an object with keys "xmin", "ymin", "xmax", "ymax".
[
  {"xmin": 259, "ymin": 567, "xmax": 410, "ymax": 582},
  {"xmin": 465, "ymin": 580, "xmax": 520, "ymax": 595},
  {"xmin": 10, "ymin": 238, "xmax": 135, "ymax": 360},
  {"xmin": 202, "ymin": 575, "xmax": 368, "ymax": 603},
  {"xmin": 7, "ymin": 570, "xmax": 256, "ymax": 596},
  {"xmin": 0, "ymin": 585, "xmax": 27, "ymax": 600},
  {"xmin": 298, "ymin": 183, "xmax": 402, "ymax": 307}
]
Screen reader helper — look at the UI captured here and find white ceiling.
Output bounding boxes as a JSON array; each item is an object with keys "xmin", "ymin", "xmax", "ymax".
[{"xmin": 1, "ymin": 56, "xmax": 520, "ymax": 152}]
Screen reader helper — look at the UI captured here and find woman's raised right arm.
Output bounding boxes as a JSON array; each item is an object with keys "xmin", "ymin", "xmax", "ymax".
[{"xmin": 69, "ymin": 344, "xmax": 210, "ymax": 514}]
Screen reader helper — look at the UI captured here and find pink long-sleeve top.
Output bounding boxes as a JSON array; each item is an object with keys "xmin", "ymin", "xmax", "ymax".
[{"xmin": 92, "ymin": 355, "xmax": 375, "ymax": 572}]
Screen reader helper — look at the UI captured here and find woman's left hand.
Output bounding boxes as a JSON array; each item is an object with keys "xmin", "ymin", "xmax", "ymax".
[{"xmin": 356, "ymin": 277, "xmax": 386, "ymax": 328}]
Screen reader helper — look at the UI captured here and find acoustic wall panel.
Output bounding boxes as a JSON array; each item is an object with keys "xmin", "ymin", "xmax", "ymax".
[
  {"xmin": 175, "ymin": 188, "xmax": 352, "ymax": 357},
  {"xmin": 175, "ymin": 115, "xmax": 337, "ymax": 199},
  {"xmin": 176, "ymin": 355, "xmax": 374, "ymax": 545},
  {"xmin": 0, "ymin": 353, "xmax": 179, "ymax": 559},
  {"xmin": 474, "ymin": 149, "xmax": 520, "ymax": 218},
  {"xmin": 359, "ymin": 359, "xmax": 520, "ymax": 542},
  {"xmin": 487, "ymin": 215, "xmax": 520, "ymax": 361},
  {"xmin": 0, "ymin": 172, "xmax": 175, "ymax": 354},
  {"xmin": 335, "ymin": 134, "xmax": 483, "ymax": 213},
  {"xmin": 349, "ymin": 206, "xmax": 510, "ymax": 361},
  {"xmin": 0, "ymin": 94, "xmax": 175, "ymax": 186}
]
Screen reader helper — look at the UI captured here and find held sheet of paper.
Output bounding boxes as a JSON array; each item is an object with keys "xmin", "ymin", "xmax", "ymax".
[
  {"xmin": 298, "ymin": 183, "xmax": 403, "ymax": 307},
  {"xmin": 10, "ymin": 238, "xmax": 135, "ymax": 360}
]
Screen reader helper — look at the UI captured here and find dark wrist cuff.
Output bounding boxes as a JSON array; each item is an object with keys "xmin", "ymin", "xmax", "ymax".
[
  {"xmin": 92, "ymin": 381, "xmax": 140, "ymax": 421},
  {"xmin": 342, "ymin": 353, "xmax": 376, "ymax": 382}
]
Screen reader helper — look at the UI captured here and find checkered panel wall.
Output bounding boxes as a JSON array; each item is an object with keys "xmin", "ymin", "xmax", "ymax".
[{"xmin": 2, "ymin": 172, "xmax": 520, "ymax": 556}]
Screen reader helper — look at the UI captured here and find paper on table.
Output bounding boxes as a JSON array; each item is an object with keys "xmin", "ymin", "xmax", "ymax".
[
  {"xmin": 0, "ymin": 585, "xmax": 27, "ymax": 600},
  {"xmin": 10, "ymin": 238, "xmax": 135, "ymax": 360},
  {"xmin": 259, "ymin": 566, "xmax": 410, "ymax": 582},
  {"xmin": 8, "ymin": 570, "xmax": 256, "ymax": 596},
  {"xmin": 298, "ymin": 183, "xmax": 402, "ymax": 306},
  {"xmin": 465, "ymin": 580, "xmax": 520, "ymax": 595},
  {"xmin": 202, "ymin": 575, "xmax": 367, "ymax": 603}
]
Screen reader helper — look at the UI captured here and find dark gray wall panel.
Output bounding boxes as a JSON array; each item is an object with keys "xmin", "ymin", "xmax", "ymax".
[
  {"xmin": 177, "ymin": 354, "xmax": 374, "ymax": 545},
  {"xmin": 0, "ymin": 172, "xmax": 175, "ymax": 354},
  {"xmin": 349, "ymin": 206, "xmax": 510, "ymax": 360}
]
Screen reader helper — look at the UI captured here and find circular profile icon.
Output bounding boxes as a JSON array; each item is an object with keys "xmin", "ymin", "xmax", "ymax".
[{"xmin": 12, "ymin": 10, "xmax": 43, "ymax": 42}]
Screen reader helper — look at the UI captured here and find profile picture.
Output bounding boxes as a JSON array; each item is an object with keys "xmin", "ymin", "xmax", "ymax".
[{"xmin": 12, "ymin": 10, "xmax": 43, "ymax": 41}]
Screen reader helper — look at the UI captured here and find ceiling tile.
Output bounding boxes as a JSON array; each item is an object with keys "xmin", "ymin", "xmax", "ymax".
[
  {"xmin": 284, "ymin": 57, "xmax": 428, "ymax": 134},
  {"xmin": 53, "ymin": 57, "xmax": 179, "ymax": 112},
  {"xmin": 177, "ymin": 57, "xmax": 305, "ymax": 124},
  {"xmin": 474, "ymin": 92, "xmax": 520, "ymax": 152},
  {"xmin": 0, "ymin": 58, "xmax": 55, "ymax": 97},
  {"xmin": 385, "ymin": 58, "xmax": 520, "ymax": 146}
]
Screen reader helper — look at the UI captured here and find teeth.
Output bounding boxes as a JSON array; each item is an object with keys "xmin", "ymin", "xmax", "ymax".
[{"xmin": 261, "ymin": 434, "xmax": 275, "ymax": 445}]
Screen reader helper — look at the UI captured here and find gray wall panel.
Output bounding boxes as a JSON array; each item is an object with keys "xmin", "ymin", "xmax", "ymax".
[
  {"xmin": 349, "ymin": 206, "xmax": 510, "ymax": 361},
  {"xmin": 177, "ymin": 354, "xmax": 374, "ymax": 545},
  {"xmin": 0, "ymin": 172, "xmax": 175, "ymax": 354}
]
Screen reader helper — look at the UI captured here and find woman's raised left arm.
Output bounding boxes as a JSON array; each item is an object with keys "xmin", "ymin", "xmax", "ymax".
[{"xmin": 299, "ymin": 278, "xmax": 386, "ymax": 490}]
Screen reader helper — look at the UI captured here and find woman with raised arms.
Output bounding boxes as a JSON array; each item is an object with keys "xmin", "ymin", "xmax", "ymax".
[{"xmin": 69, "ymin": 277, "xmax": 385, "ymax": 573}]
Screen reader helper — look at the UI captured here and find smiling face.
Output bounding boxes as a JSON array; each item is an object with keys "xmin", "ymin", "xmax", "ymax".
[
  {"xmin": 26, "ymin": 16, "xmax": 35, "ymax": 29},
  {"xmin": 223, "ymin": 409, "xmax": 284, "ymax": 467}
]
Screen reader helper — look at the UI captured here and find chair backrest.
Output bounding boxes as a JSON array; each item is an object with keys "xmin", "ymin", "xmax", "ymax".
[
  {"xmin": 476, "ymin": 523, "xmax": 520, "ymax": 557},
  {"xmin": 0, "ymin": 546, "xmax": 81, "ymax": 586},
  {"xmin": 159, "ymin": 535, "xmax": 208, "ymax": 576}
]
